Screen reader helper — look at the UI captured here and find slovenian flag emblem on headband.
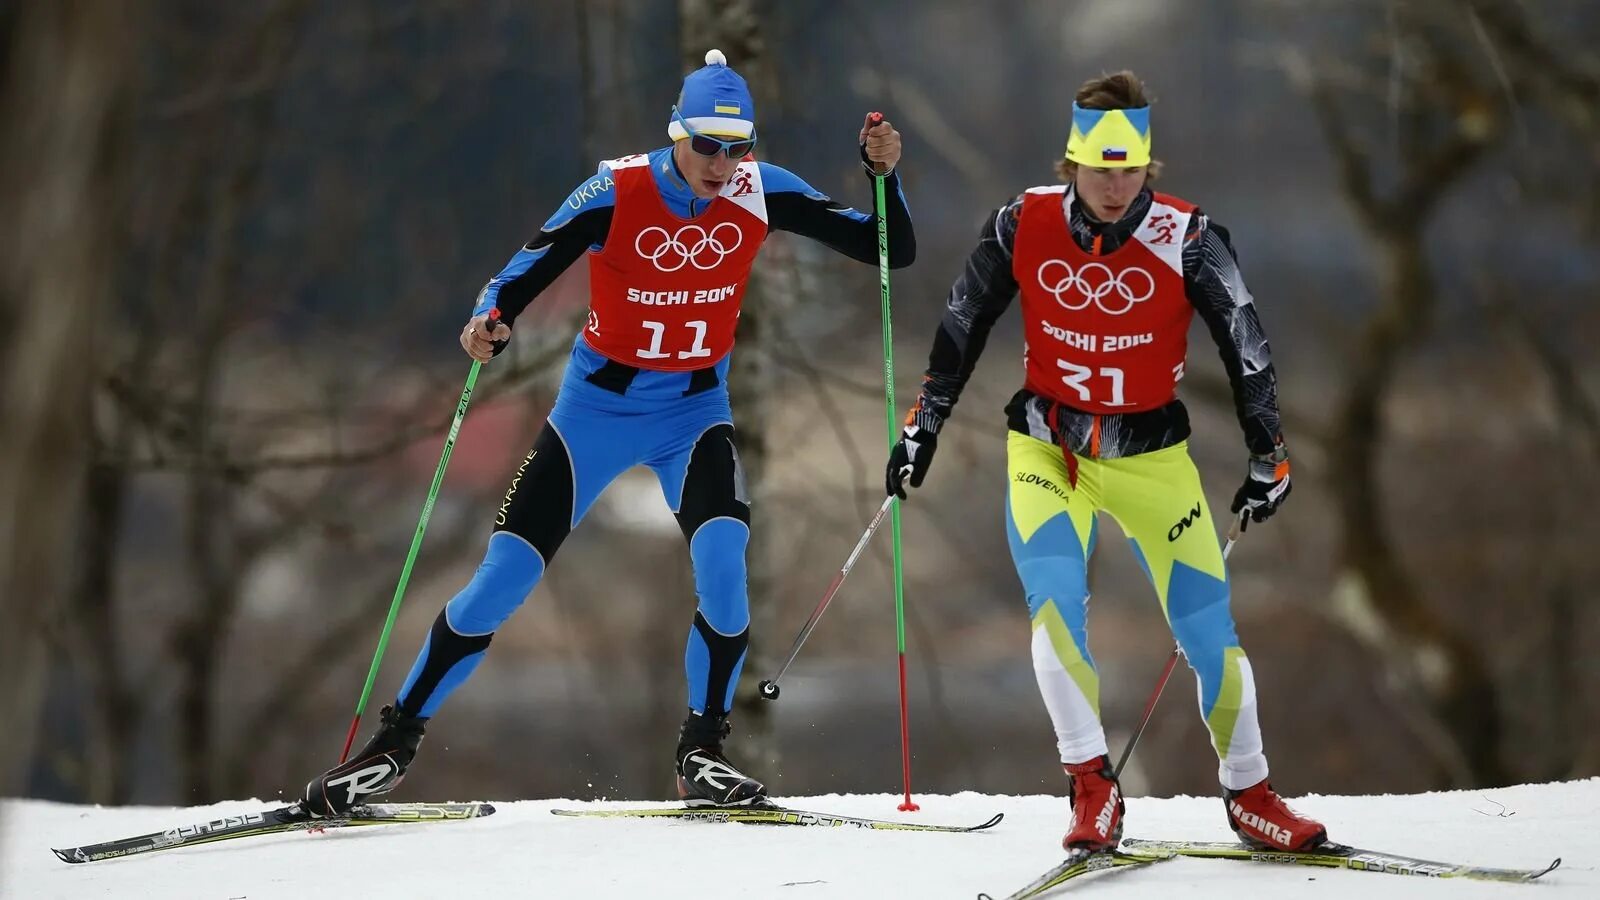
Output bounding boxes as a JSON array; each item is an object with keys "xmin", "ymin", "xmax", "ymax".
[
  {"xmin": 714, "ymin": 100, "xmax": 742, "ymax": 114},
  {"xmin": 1102, "ymin": 147, "xmax": 1128, "ymax": 162}
]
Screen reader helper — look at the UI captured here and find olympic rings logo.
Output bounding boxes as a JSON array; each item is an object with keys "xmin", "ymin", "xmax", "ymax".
[
  {"xmin": 1036, "ymin": 260, "xmax": 1155, "ymax": 316},
  {"xmin": 635, "ymin": 223, "xmax": 743, "ymax": 272}
]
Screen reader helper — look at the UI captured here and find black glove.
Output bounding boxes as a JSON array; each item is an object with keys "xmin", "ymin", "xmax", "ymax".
[
  {"xmin": 885, "ymin": 425, "xmax": 938, "ymax": 500},
  {"xmin": 1230, "ymin": 444, "xmax": 1291, "ymax": 530}
]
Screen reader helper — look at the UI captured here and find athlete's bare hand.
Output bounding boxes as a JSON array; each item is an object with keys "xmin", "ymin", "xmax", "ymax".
[
  {"xmin": 859, "ymin": 114, "xmax": 902, "ymax": 173},
  {"xmin": 461, "ymin": 313, "xmax": 511, "ymax": 362}
]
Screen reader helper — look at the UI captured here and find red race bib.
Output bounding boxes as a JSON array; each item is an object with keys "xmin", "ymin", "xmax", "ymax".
[
  {"xmin": 583, "ymin": 154, "xmax": 768, "ymax": 371},
  {"xmin": 1012, "ymin": 186, "xmax": 1196, "ymax": 413}
]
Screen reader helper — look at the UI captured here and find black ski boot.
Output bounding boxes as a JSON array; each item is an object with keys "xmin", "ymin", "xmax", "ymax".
[
  {"xmin": 674, "ymin": 711, "xmax": 768, "ymax": 807},
  {"xmin": 303, "ymin": 705, "xmax": 427, "ymax": 817}
]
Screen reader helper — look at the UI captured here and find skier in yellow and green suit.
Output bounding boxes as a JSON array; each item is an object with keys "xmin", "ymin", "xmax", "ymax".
[{"xmin": 886, "ymin": 70, "xmax": 1327, "ymax": 854}]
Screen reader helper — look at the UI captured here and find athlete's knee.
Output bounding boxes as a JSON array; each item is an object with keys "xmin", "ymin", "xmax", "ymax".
[
  {"xmin": 446, "ymin": 532, "xmax": 546, "ymax": 635},
  {"xmin": 689, "ymin": 518, "xmax": 749, "ymax": 633},
  {"xmin": 688, "ymin": 518, "xmax": 749, "ymax": 634},
  {"xmin": 1031, "ymin": 591, "xmax": 1090, "ymax": 630},
  {"xmin": 1167, "ymin": 593, "xmax": 1240, "ymax": 671},
  {"xmin": 1015, "ymin": 555, "xmax": 1089, "ymax": 619},
  {"xmin": 1031, "ymin": 594, "xmax": 1096, "ymax": 668}
]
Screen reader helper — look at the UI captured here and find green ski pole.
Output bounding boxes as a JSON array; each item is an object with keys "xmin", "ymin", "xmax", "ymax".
[
  {"xmin": 867, "ymin": 112, "xmax": 919, "ymax": 812},
  {"xmin": 338, "ymin": 309, "xmax": 499, "ymax": 762}
]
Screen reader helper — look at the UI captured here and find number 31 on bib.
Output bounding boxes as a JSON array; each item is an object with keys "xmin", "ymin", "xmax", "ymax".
[{"xmin": 1054, "ymin": 359, "xmax": 1186, "ymax": 408}]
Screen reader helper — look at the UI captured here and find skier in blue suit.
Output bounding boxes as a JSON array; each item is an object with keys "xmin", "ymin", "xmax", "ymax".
[{"xmin": 303, "ymin": 50, "xmax": 913, "ymax": 815}]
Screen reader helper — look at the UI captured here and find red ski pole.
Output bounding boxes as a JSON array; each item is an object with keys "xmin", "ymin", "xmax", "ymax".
[{"xmin": 865, "ymin": 110, "xmax": 919, "ymax": 812}]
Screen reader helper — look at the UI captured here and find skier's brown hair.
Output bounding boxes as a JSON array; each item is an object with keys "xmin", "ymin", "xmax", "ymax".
[{"xmin": 1055, "ymin": 70, "xmax": 1164, "ymax": 181}]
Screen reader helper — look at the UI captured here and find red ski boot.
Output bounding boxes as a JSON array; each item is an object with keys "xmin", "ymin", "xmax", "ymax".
[
  {"xmin": 1224, "ymin": 779, "xmax": 1327, "ymax": 851},
  {"xmin": 1062, "ymin": 755, "xmax": 1124, "ymax": 851}
]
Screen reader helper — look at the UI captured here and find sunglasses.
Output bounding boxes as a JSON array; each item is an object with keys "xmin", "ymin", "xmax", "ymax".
[{"xmin": 673, "ymin": 106, "xmax": 757, "ymax": 158}]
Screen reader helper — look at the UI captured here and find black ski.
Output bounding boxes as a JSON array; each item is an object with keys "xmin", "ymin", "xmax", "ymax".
[
  {"xmin": 978, "ymin": 847, "xmax": 1176, "ymax": 899},
  {"xmin": 51, "ymin": 800, "xmax": 495, "ymax": 864},
  {"xmin": 551, "ymin": 803, "xmax": 1002, "ymax": 833},
  {"xmin": 1121, "ymin": 838, "xmax": 1561, "ymax": 883}
]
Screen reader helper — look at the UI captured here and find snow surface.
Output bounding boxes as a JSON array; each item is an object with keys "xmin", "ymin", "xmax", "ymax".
[{"xmin": 4, "ymin": 780, "xmax": 1596, "ymax": 899}]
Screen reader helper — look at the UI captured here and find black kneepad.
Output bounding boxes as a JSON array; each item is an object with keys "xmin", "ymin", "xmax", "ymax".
[{"xmin": 676, "ymin": 423, "xmax": 751, "ymax": 542}]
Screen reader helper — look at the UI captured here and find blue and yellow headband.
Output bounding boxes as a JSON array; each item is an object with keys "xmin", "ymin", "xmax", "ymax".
[{"xmin": 1064, "ymin": 103, "xmax": 1151, "ymax": 168}]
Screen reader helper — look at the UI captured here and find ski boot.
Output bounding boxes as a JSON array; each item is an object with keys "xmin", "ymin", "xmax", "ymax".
[
  {"xmin": 303, "ymin": 705, "xmax": 427, "ymax": 817},
  {"xmin": 1062, "ymin": 754, "xmax": 1124, "ymax": 852},
  {"xmin": 674, "ymin": 711, "xmax": 767, "ymax": 808},
  {"xmin": 1224, "ymin": 779, "xmax": 1327, "ymax": 851}
]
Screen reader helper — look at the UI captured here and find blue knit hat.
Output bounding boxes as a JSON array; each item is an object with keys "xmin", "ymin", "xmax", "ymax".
[{"xmin": 668, "ymin": 49, "xmax": 756, "ymax": 140}]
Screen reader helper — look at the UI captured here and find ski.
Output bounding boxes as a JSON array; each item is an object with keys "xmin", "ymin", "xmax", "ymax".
[
  {"xmin": 977, "ymin": 847, "xmax": 1177, "ymax": 900},
  {"xmin": 550, "ymin": 803, "xmax": 1003, "ymax": 833},
  {"xmin": 1121, "ymin": 838, "xmax": 1561, "ymax": 883},
  {"xmin": 51, "ymin": 800, "xmax": 495, "ymax": 864}
]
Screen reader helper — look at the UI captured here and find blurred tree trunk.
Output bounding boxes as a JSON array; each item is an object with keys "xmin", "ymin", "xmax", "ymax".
[
  {"xmin": 1326, "ymin": 228, "xmax": 1507, "ymax": 786},
  {"xmin": 1302, "ymin": 3, "xmax": 1509, "ymax": 786},
  {"xmin": 0, "ymin": 2, "xmax": 133, "ymax": 796},
  {"xmin": 677, "ymin": 0, "xmax": 782, "ymax": 772},
  {"xmin": 171, "ymin": 0, "xmax": 309, "ymax": 802},
  {"xmin": 68, "ymin": 443, "xmax": 138, "ymax": 804}
]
